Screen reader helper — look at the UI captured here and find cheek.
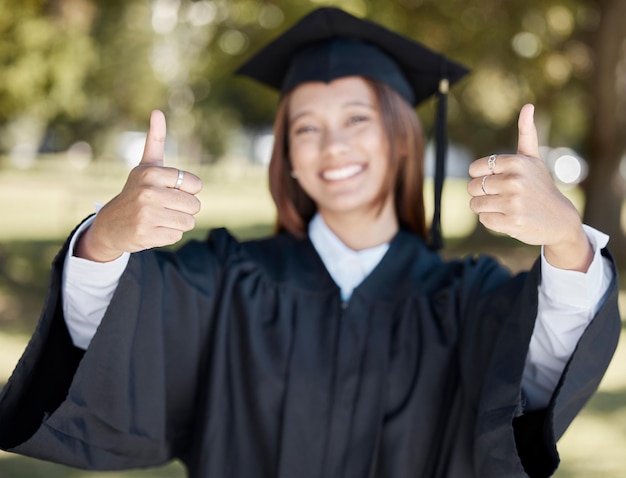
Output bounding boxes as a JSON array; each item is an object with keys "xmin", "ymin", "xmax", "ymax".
[
  {"xmin": 361, "ymin": 131, "xmax": 390, "ymax": 167},
  {"xmin": 290, "ymin": 142, "xmax": 318, "ymax": 170}
]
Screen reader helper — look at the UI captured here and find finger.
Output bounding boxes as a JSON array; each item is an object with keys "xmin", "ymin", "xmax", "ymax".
[
  {"xmin": 141, "ymin": 227, "xmax": 185, "ymax": 249},
  {"xmin": 467, "ymin": 174, "xmax": 500, "ymax": 197},
  {"xmin": 164, "ymin": 189, "xmax": 202, "ymax": 215},
  {"xmin": 158, "ymin": 208, "xmax": 197, "ymax": 232},
  {"xmin": 141, "ymin": 110, "xmax": 167, "ymax": 166},
  {"xmin": 476, "ymin": 212, "xmax": 509, "ymax": 235},
  {"xmin": 468, "ymin": 173, "xmax": 514, "ymax": 198},
  {"xmin": 469, "ymin": 194, "xmax": 498, "ymax": 215},
  {"xmin": 135, "ymin": 166, "xmax": 203, "ymax": 195},
  {"xmin": 167, "ymin": 168, "xmax": 203, "ymax": 195},
  {"xmin": 468, "ymin": 154, "xmax": 507, "ymax": 178},
  {"xmin": 517, "ymin": 104, "xmax": 540, "ymax": 159},
  {"xmin": 134, "ymin": 208, "xmax": 196, "ymax": 242},
  {"xmin": 469, "ymin": 191, "xmax": 524, "ymax": 217}
]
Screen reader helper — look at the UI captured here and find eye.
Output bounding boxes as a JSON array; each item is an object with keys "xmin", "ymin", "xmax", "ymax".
[
  {"xmin": 348, "ymin": 115, "xmax": 369, "ymax": 126},
  {"xmin": 293, "ymin": 124, "xmax": 318, "ymax": 136}
]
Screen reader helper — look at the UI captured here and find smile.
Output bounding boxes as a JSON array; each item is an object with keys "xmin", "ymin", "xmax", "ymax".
[{"xmin": 321, "ymin": 164, "xmax": 365, "ymax": 181}]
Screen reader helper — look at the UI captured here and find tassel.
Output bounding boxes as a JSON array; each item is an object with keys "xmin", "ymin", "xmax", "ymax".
[{"xmin": 429, "ymin": 75, "xmax": 449, "ymax": 250}]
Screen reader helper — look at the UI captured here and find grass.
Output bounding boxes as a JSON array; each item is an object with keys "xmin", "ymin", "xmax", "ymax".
[{"xmin": 0, "ymin": 159, "xmax": 624, "ymax": 476}]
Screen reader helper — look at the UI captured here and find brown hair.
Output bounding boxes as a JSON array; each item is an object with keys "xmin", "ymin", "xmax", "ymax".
[{"xmin": 268, "ymin": 78, "xmax": 427, "ymax": 239}]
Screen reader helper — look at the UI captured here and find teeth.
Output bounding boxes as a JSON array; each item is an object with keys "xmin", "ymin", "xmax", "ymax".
[{"xmin": 322, "ymin": 164, "xmax": 364, "ymax": 181}]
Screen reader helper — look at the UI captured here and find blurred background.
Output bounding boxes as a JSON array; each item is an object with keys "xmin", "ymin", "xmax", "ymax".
[{"xmin": 0, "ymin": 0, "xmax": 625, "ymax": 476}]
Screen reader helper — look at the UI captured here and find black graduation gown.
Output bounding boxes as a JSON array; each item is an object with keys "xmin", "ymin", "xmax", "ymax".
[{"xmin": 0, "ymin": 226, "xmax": 620, "ymax": 477}]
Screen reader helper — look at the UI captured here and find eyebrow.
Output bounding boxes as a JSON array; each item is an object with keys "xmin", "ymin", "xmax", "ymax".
[{"xmin": 289, "ymin": 100, "xmax": 376, "ymax": 125}]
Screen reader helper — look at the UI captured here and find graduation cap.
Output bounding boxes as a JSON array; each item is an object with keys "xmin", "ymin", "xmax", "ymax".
[{"xmin": 236, "ymin": 7, "xmax": 469, "ymax": 249}]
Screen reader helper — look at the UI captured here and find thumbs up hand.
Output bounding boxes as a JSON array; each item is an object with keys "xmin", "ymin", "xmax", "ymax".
[
  {"xmin": 468, "ymin": 104, "xmax": 592, "ymax": 271},
  {"xmin": 75, "ymin": 111, "xmax": 203, "ymax": 262}
]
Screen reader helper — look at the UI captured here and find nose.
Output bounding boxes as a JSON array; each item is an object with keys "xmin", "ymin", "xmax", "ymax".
[{"xmin": 321, "ymin": 129, "xmax": 350, "ymax": 158}]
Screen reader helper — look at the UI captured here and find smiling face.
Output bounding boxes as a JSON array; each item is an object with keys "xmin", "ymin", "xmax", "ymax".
[{"xmin": 287, "ymin": 76, "xmax": 394, "ymax": 224}]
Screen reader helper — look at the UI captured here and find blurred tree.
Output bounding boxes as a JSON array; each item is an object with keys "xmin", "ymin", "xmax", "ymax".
[
  {"xmin": 74, "ymin": 0, "xmax": 167, "ymax": 157},
  {"xmin": 0, "ymin": 0, "xmax": 97, "ymax": 158},
  {"xmin": 582, "ymin": 0, "xmax": 626, "ymax": 261},
  {"xmin": 0, "ymin": 0, "xmax": 623, "ymax": 247}
]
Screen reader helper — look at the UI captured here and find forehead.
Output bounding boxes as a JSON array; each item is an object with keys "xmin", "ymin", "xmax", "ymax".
[{"xmin": 288, "ymin": 76, "xmax": 377, "ymax": 113}]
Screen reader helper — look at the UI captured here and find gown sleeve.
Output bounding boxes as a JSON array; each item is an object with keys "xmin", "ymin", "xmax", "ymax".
[
  {"xmin": 522, "ymin": 225, "xmax": 612, "ymax": 410},
  {"xmin": 0, "ymin": 225, "xmax": 229, "ymax": 470},
  {"xmin": 460, "ymin": 247, "xmax": 621, "ymax": 478}
]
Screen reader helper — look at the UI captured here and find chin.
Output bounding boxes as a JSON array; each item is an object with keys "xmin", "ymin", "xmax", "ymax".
[{"xmin": 319, "ymin": 198, "xmax": 383, "ymax": 217}]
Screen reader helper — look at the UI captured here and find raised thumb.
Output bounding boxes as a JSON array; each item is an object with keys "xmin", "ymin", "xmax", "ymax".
[
  {"xmin": 140, "ymin": 110, "xmax": 167, "ymax": 166},
  {"xmin": 517, "ymin": 104, "xmax": 540, "ymax": 159}
]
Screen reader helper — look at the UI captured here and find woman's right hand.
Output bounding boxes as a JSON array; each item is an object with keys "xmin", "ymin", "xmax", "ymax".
[{"xmin": 75, "ymin": 110, "xmax": 203, "ymax": 262}]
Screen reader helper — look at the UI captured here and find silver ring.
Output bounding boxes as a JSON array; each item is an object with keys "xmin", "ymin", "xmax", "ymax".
[
  {"xmin": 488, "ymin": 154, "xmax": 497, "ymax": 174},
  {"xmin": 481, "ymin": 175, "xmax": 488, "ymax": 195},
  {"xmin": 174, "ymin": 169, "xmax": 184, "ymax": 189}
]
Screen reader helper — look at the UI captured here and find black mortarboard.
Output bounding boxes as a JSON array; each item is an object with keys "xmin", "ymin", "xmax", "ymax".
[{"xmin": 236, "ymin": 7, "xmax": 469, "ymax": 249}]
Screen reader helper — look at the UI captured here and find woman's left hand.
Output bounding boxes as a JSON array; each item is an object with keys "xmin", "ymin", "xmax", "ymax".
[{"xmin": 467, "ymin": 104, "xmax": 593, "ymax": 272}]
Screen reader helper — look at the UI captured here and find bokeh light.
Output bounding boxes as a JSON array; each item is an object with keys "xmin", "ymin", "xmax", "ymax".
[
  {"xmin": 544, "ymin": 53, "xmax": 572, "ymax": 85},
  {"xmin": 546, "ymin": 5, "xmax": 574, "ymax": 38},
  {"xmin": 546, "ymin": 147, "xmax": 588, "ymax": 185},
  {"xmin": 219, "ymin": 29, "xmax": 249, "ymax": 55},
  {"xmin": 463, "ymin": 67, "xmax": 523, "ymax": 126},
  {"xmin": 259, "ymin": 4, "xmax": 285, "ymax": 29},
  {"xmin": 512, "ymin": 32, "xmax": 542, "ymax": 58},
  {"xmin": 151, "ymin": 0, "xmax": 180, "ymax": 35},
  {"xmin": 185, "ymin": 1, "xmax": 217, "ymax": 26}
]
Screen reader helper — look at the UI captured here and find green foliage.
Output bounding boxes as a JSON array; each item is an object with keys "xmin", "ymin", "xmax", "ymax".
[
  {"xmin": 0, "ymin": 0, "xmax": 97, "ymax": 123},
  {"xmin": 206, "ymin": 0, "xmax": 600, "ymax": 154},
  {"xmin": 0, "ymin": 0, "xmax": 613, "ymax": 161}
]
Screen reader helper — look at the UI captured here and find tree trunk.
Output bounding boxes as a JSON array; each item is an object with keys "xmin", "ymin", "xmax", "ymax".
[{"xmin": 583, "ymin": 0, "xmax": 626, "ymax": 265}]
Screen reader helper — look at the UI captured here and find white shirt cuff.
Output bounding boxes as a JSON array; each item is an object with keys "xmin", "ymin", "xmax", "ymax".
[
  {"xmin": 540, "ymin": 224, "xmax": 610, "ymax": 310},
  {"xmin": 62, "ymin": 215, "xmax": 130, "ymax": 349}
]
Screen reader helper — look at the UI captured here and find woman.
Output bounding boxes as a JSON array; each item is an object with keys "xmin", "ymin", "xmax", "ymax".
[{"xmin": 0, "ymin": 7, "xmax": 620, "ymax": 478}]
